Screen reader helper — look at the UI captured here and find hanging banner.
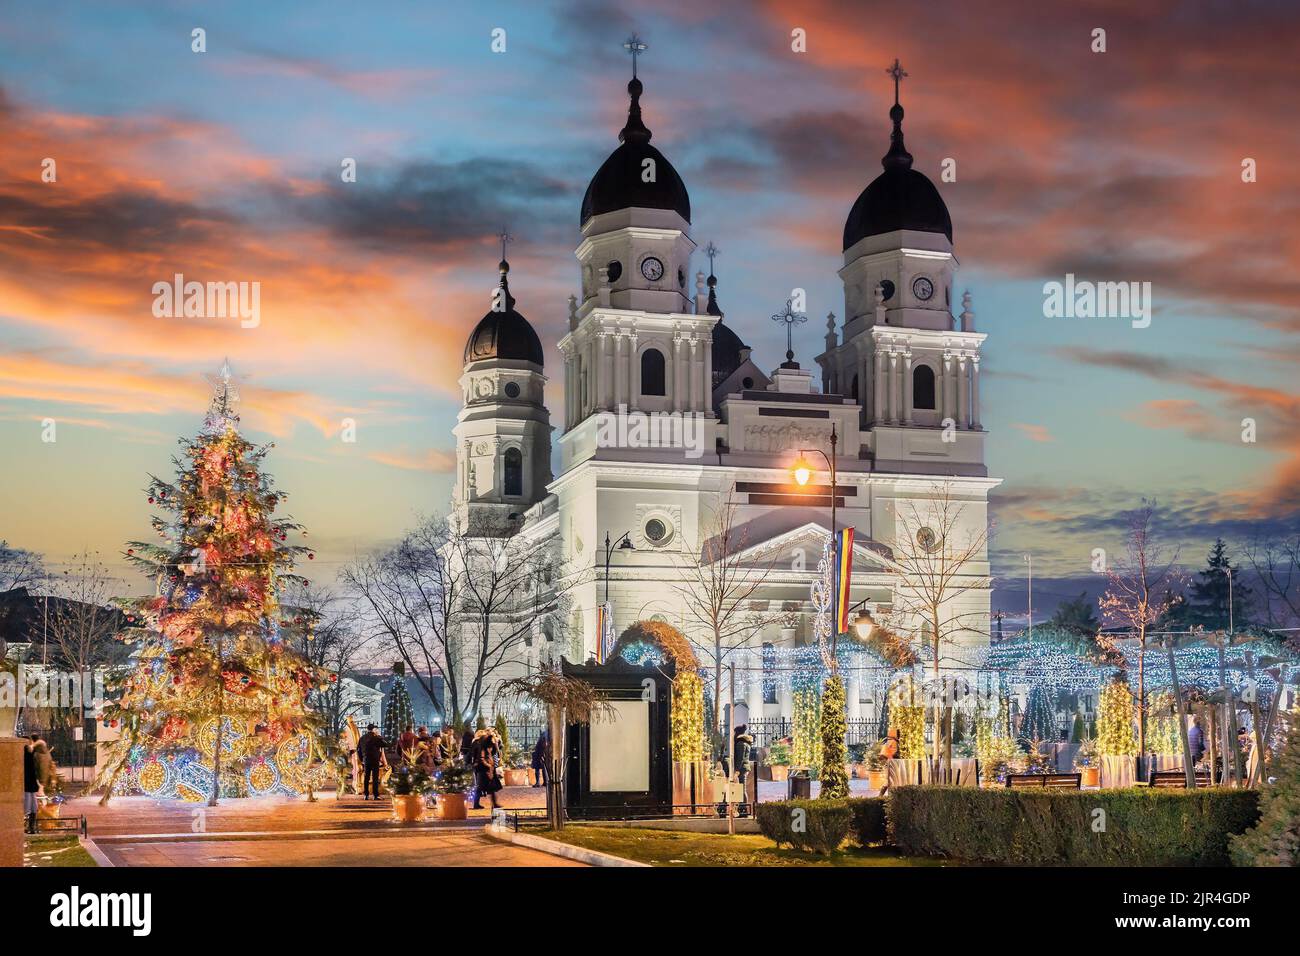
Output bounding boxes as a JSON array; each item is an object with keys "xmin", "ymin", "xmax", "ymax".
[{"xmin": 835, "ymin": 527, "xmax": 855, "ymax": 634}]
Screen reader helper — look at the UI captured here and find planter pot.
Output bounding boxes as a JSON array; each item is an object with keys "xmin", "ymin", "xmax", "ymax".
[
  {"xmin": 503, "ymin": 769, "xmax": 530, "ymax": 788},
  {"xmin": 1081, "ymin": 766, "xmax": 1100, "ymax": 788},
  {"xmin": 37, "ymin": 801, "xmax": 63, "ymax": 830},
  {"xmin": 391, "ymin": 794, "xmax": 426, "ymax": 823},
  {"xmin": 867, "ymin": 770, "xmax": 887, "ymax": 791},
  {"xmin": 768, "ymin": 765, "xmax": 789, "ymax": 782},
  {"xmin": 438, "ymin": 792, "xmax": 467, "ymax": 821}
]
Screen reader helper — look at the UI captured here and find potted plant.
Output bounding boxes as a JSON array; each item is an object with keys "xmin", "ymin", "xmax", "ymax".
[
  {"xmin": 434, "ymin": 758, "xmax": 473, "ymax": 820},
  {"xmin": 386, "ymin": 750, "xmax": 432, "ymax": 822},
  {"xmin": 765, "ymin": 742, "xmax": 791, "ymax": 782},
  {"xmin": 1073, "ymin": 736, "xmax": 1100, "ymax": 787},
  {"xmin": 978, "ymin": 736, "xmax": 1020, "ymax": 787},
  {"xmin": 845, "ymin": 742, "xmax": 866, "ymax": 779},
  {"xmin": 503, "ymin": 745, "xmax": 531, "ymax": 788},
  {"xmin": 866, "ymin": 746, "xmax": 888, "ymax": 792}
]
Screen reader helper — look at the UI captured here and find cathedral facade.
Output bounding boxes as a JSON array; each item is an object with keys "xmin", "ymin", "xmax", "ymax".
[{"xmin": 453, "ymin": 63, "xmax": 999, "ymax": 730}]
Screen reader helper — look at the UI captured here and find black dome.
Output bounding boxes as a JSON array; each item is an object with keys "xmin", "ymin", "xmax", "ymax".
[
  {"xmin": 463, "ymin": 261, "xmax": 544, "ymax": 366},
  {"xmin": 581, "ymin": 78, "xmax": 690, "ymax": 226},
  {"xmin": 842, "ymin": 101, "xmax": 951, "ymax": 250},
  {"xmin": 711, "ymin": 320, "xmax": 748, "ymax": 387}
]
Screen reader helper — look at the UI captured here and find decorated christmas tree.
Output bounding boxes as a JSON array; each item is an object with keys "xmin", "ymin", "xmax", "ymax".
[
  {"xmin": 1096, "ymin": 675, "xmax": 1138, "ymax": 756},
  {"xmin": 383, "ymin": 663, "xmax": 415, "ymax": 742},
  {"xmin": 95, "ymin": 362, "xmax": 335, "ymax": 804}
]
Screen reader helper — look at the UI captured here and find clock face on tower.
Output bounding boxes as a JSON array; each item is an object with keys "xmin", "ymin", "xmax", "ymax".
[
  {"xmin": 640, "ymin": 256, "xmax": 665, "ymax": 281},
  {"xmin": 912, "ymin": 276, "xmax": 934, "ymax": 301}
]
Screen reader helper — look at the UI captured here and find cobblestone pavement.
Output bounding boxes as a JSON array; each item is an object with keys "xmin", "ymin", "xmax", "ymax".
[{"xmin": 64, "ymin": 788, "xmax": 579, "ymax": 867}]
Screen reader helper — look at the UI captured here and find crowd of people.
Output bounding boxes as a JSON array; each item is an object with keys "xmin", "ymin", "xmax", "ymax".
[{"xmin": 349, "ymin": 723, "xmax": 551, "ymax": 811}]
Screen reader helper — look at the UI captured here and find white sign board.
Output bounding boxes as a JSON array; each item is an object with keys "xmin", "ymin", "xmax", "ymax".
[{"xmin": 589, "ymin": 699, "xmax": 649, "ymax": 792}]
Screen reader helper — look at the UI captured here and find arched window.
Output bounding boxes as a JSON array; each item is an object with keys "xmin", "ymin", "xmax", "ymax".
[
  {"xmin": 913, "ymin": 364, "xmax": 936, "ymax": 410},
  {"xmin": 503, "ymin": 447, "xmax": 523, "ymax": 497},
  {"xmin": 640, "ymin": 348, "xmax": 666, "ymax": 396}
]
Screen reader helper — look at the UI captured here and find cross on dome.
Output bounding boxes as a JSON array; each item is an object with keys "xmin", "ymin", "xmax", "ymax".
[{"xmin": 623, "ymin": 34, "xmax": 647, "ymax": 78}]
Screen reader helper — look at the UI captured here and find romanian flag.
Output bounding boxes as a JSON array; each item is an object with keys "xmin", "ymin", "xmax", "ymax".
[
  {"xmin": 595, "ymin": 603, "xmax": 611, "ymax": 663},
  {"xmin": 834, "ymin": 528, "xmax": 855, "ymax": 634}
]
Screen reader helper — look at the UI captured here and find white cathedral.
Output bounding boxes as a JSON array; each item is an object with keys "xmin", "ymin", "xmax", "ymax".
[{"xmin": 451, "ymin": 60, "xmax": 999, "ymax": 731}]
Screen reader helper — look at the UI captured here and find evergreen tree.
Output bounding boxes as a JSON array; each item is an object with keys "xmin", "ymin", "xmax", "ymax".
[
  {"xmin": 818, "ymin": 675, "xmax": 849, "ymax": 799},
  {"xmin": 95, "ymin": 363, "xmax": 332, "ymax": 804},
  {"xmin": 1188, "ymin": 538, "xmax": 1252, "ymax": 631},
  {"xmin": 1018, "ymin": 685, "xmax": 1057, "ymax": 746},
  {"xmin": 1047, "ymin": 592, "xmax": 1100, "ymax": 636},
  {"xmin": 1070, "ymin": 711, "xmax": 1085, "ymax": 743},
  {"xmin": 383, "ymin": 662, "xmax": 415, "ymax": 744},
  {"xmin": 1231, "ymin": 708, "xmax": 1300, "ymax": 865}
]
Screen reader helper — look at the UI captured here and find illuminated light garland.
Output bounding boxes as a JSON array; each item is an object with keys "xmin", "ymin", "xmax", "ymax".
[{"xmin": 1097, "ymin": 677, "xmax": 1139, "ymax": 756}]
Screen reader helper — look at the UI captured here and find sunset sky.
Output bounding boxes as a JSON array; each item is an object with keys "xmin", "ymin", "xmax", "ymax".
[{"xmin": 1, "ymin": 1, "xmax": 1297, "ymax": 621}]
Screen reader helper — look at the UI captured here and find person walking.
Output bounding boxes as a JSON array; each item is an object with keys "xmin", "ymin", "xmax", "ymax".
[
  {"xmin": 23, "ymin": 739, "xmax": 39, "ymax": 834},
  {"xmin": 1187, "ymin": 716, "xmax": 1205, "ymax": 766},
  {"xmin": 357, "ymin": 724, "xmax": 388, "ymax": 800},
  {"xmin": 473, "ymin": 730, "xmax": 502, "ymax": 811},
  {"xmin": 531, "ymin": 731, "xmax": 549, "ymax": 788}
]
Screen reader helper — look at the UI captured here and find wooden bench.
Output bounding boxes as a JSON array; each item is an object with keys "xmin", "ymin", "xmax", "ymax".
[
  {"xmin": 1149, "ymin": 769, "xmax": 1213, "ymax": 788},
  {"xmin": 1006, "ymin": 773, "xmax": 1081, "ymax": 790}
]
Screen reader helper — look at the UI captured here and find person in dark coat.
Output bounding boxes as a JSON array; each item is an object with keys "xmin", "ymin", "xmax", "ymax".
[
  {"xmin": 461, "ymin": 726, "xmax": 475, "ymax": 760},
  {"xmin": 1187, "ymin": 717, "xmax": 1205, "ymax": 765},
  {"xmin": 732, "ymin": 725, "xmax": 754, "ymax": 784},
  {"xmin": 531, "ymin": 732, "xmax": 550, "ymax": 788},
  {"xmin": 23, "ymin": 739, "xmax": 39, "ymax": 834},
  {"xmin": 472, "ymin": 730, "xmax": 502, "ymax": 810},
  {"xmin": 357, "ymin": 724, "xmax": 388, "ymax": 800}
]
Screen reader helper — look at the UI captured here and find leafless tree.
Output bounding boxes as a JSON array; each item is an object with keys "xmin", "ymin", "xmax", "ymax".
[
  {"xmin": 673, "ymin": 486, "xmax": 781, "ymax": 745},
  {"xmin": 345, "ymin": 513, "xmax": 576, "ymax": 728},
  {"xmin": 1098, "ymin": 500, "xmax": 1182, "ymax": 767},
  {"xmin": 0, "ymin": 540, "xmax": 46, "ymax": 593},
  {"xmin": 1241, "ymin": 532, "xmax": 1300, "ymax": 629},
  {"xmin": 44, "ymin": 551, "xmax": 124, "ymax": 777},
  {"xmin": 886, "ymin": 483, "xmax": 992, "ymax": 773},
  {"xmin": 285, "ymin": 584, "xmax": 374, "ymax": 742}
]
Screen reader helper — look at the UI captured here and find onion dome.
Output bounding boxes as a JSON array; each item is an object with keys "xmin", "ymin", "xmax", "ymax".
[
  {"xmin": 705, "ymin": 272, "xmax": 749, "ymax": 386},
  {"xmin": 580, "ymin": 75, "xmax": 691, "ymax": 226},
  {"xmin": 463, "ymin": 259, "xmax": 544, "ymax": 366},
  {"xmin": 842, "ymin": 76, "xmax": 951, "ymax": 249}
]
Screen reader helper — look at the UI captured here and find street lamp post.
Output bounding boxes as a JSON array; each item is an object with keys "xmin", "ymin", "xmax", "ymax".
[
  {"xmin": 791, "ymin": 424, "xmax": 839, "ymax": 553},
  {"xmin": 602, "ymin": 530, "xmax": 634, "ymax": 607},
  {"xmin": 1023, "ymin": 552, "xmax": 1033, "ymax": 640}
]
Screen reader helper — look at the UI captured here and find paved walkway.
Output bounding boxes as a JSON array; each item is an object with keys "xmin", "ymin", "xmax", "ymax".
[{"xmin": 65, "ymin": 788, "xmax": 579, "ymax": 867}]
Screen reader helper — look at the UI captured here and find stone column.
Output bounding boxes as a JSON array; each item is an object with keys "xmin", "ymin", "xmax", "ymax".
[
  {"xmin": 873, "ymin": 350, "xmax": 885, "ymax": 424},
  {"xmin": 689, "ymin": 336, "xmax": 700, "ymax": 412},
  {"xmin": 941, "ymin": 351, "xmax": 953, "ymax": 423},
  {"xmin": 971, "ymin": 358, "xmax": 981, "ymax": 429},
  {"xmin": 0, "ymin": 737, "xmax": 26, "ymax": 867},
  {"xmin": 746, "ymin": 652, "xmax": 765, "ymax": 721},
  {"xmin": 629, "ymin": 334, "xmax": 640, "ymax": 411},
  {"xmin": 847, "ymin": 672, "xmax": 863, "ymax": 722},
  {"xmin": 957, "ymin": 353, "xmax": 969, "ymax": 428},
  {"xmin": 702, "ymin": 333, "xmax": 713, "ymax": 411},
  {"xmin": 889, "ymin": 351, "xmax": 901, "ymax": 423},
  {"xmin": 903, "ymin": 351, "xmax": 914, "ymax": 425},
  {"xmin": 672, "ymin": 332, "xmax": 683, "ymax": 413},
  {"xmin": 614, "ymin": 334, "xmax": 625, "ymax": 409}
]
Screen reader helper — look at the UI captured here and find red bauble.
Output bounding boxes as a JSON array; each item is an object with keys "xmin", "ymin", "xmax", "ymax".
[
  {"xmin": 308, "ymin": 553, "xmax": 315, "ymax": 560},
  {"xmin": 147, "ymin": 496, "xmax": 155, "ymax": 504}
]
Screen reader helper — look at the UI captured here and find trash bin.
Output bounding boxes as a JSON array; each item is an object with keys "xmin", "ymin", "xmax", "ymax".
[{"xmin": 787, "ymin": 768, "xmax": 812, "ymax": 800}]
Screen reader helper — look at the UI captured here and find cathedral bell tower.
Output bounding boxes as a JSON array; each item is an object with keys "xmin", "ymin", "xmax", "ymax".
[
  {"xmin": 453, "ymin": 244, "xmax": 553, "ymax": 529},
  {"xmin": 816, "ymin": 60, "xmax": 988, "ymax": 477},
  {"xmin": 558, "ymin": 42, "xmax": 717, "ymax": 471}
]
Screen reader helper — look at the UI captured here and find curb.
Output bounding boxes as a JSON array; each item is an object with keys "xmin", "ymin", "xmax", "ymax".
[
  {"xmin": 79, "ymin": 835, "xmax": 115, "ymax": 868},
  {"xmin": 483, "ymin": 824, "xmax": 648, "ymax": 867},
  {"xmin": 92, "ymin": 823, "xmax": 482, "ymax": 844}
]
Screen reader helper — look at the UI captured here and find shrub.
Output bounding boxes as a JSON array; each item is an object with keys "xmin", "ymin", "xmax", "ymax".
[
  {"xmin": 756, "ymin": 798, "xmax": 852, "ymax": 854},
  {"xmin": 1231, "ymin": 707, "xmax": 1300, "ymax": 866},
  {"xmin": 888, "ymin": 786, "xmax": 1259, "ymax": 866},
  {"xmin": 848, "ymin": 797, "xmax": 888, "ymax": 846}
]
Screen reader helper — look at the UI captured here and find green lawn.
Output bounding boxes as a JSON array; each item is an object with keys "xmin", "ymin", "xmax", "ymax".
[
  {"xmin": 539, "ymin": 825, "xmax": 953, "ymax": 867},
  {"xmin": 25, "ymin": 834, "xmax": 98, "ymax": 868}
]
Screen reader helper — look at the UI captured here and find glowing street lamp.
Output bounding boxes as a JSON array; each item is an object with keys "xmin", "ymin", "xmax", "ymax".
[{"xmin": 853, "ymin": 608, "xmax": 877, "ymax": 641}]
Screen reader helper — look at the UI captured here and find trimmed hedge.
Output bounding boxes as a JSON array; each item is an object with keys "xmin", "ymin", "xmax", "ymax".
[
  {"xmin": 887, "ymin": 786, "xmax": 1260, "ymax": 866},
  {"xmin": 848, "ymin": 797, "xmax": 888, "ymax": 845},
  {"xmin": 756, "ymin": 797, "xmax": 886, "ymax": 853},
  {"xmin": 755, "ymin": 799, "xmax": 852, "ymax": 854}
]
